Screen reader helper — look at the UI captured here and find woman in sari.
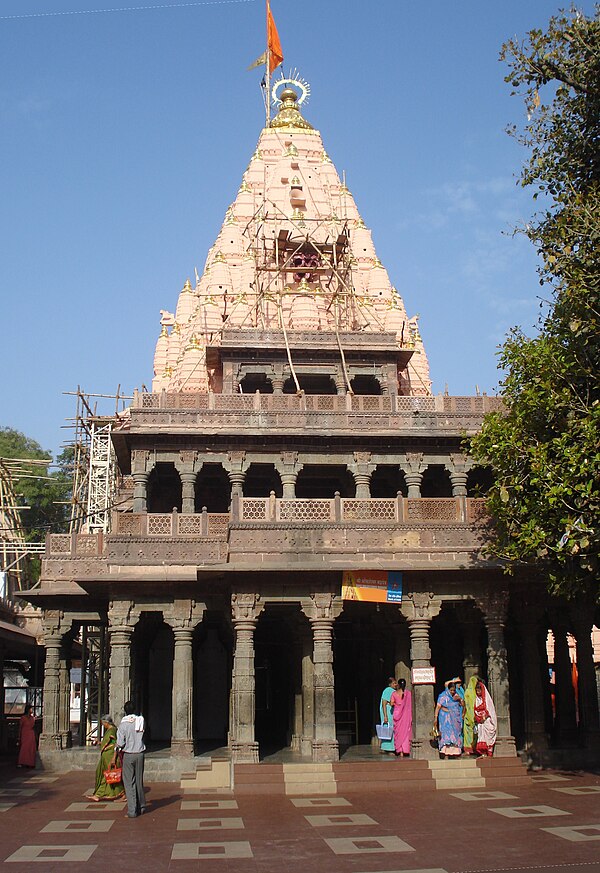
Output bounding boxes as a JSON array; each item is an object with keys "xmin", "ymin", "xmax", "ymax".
[
  {"xmin": 434, "ymin": 681, "xmax": 464, "ymax": 758},
  {"xmin": 390, "ymin": 678, "xmax": 412, "ymax": 756},
  {"xmin": 473, "ymin": 679, "xmax": 497, "ymax": 756},
  {"xmin": 17, "ymin": 705, "xmax": 37, "ymax": 768},
  {"xmin": 379, "ymin": 677, "xmax": 397, "ymax": 753},
  {"xmin": 463, "ymin": 676, "xmax": 478, "ymax": 754},
  {"xmin": 87, "ymin": 715, "xmax": 124, "ymax": 801}
]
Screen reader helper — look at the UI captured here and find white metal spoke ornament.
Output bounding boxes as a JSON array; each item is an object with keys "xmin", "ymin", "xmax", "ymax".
[{"xmin": 272, "ymin": 69, "xmax": 311, "ymax": 106}]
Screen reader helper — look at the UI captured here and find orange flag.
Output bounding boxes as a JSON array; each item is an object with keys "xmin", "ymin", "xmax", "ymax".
[{"xmin": 267, "ymin": 1, "xmax": 283, "ymax": 73}]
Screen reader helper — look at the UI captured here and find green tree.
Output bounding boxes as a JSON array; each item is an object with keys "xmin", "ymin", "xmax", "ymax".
[
  {"xmin": 470, "ymin": 6, "xmax": 599, "ymax": 599},
  {"xmin": 0, "ymin": 428, "xmax": 71, "ymax": 583}
]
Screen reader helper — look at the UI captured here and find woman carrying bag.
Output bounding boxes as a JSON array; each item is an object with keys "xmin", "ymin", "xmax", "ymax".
[{"xmin": 87, "ymin": 715, "xmax": 124, "ymax": 802}]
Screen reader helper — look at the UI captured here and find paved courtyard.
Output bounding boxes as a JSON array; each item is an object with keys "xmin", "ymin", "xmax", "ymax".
[{"xmin": 1, "ymin": 763, "xmax": 600, "ymax": 872}]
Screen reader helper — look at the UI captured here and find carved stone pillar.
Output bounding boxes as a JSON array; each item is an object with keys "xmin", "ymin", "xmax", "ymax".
[
  {"xmin": 108, "ymin": 602, "xmax": 139, "ymax": 720},
  {"xmin": 271, "ymin": 376, "xmax": 285, "ymax": 395},
  {"xmin": 290, "ymin": 634, "xmax": 303, "ymax": 751},
  {"xmin": 227, "ymin": 471, "xmax": 246, "ymax": 498},
  {"xmin": 548, "ymin": 609, "xmax": 577, "ymax": 746},
  {"xmin": 449, "ymin": 472, "xmax": 468, "ymax": 497},
  {"xmin": 516, "ymin": 598, "xmax": 549, "ymax": 754},
  {"xmin": 281, "ymin": 472, "xmax": 298, "ymax": 499},
  {"xmin": 58, "ymin": 640, "xmax": 73, "ymax": 748},
  {"xmin": 477, "ymin": 590, "xmax": 517, "ymax": 756},
  {"xmin": 301, "ymin": 631, "xmax": 314, "ymax": 757},
  {"xmin": 352, "ymin": 472, "xmax": 372, "ymax": 499},
  {"xmin": 165, "ymin": 600, "xmax": 205, "ymax": 756},
  {"xmin": 334, "ymin": 375, "xmax": 347, "ymax": 396},
  {"xmin": 401, "ymin": 593, "xmax": 441, "ymax": 759},
  {"xmin": 230, "ymin": 592, "xmax": 264, "ymax": 763},
  {"xmin": 226, "ymin": 451, "xmax": 247, "ymax": 499},
  {"xmin": 132, "ymin": 472, "xmax": 149, "ymax": 513},
  {"xmin": 180, "ymin": 472, "xmax": 197, "ymax": 515},
  {"xmin": 277, "ymin": 453, "xmax": 302, "ymax": 500},
  {"xmin": 39, "ymin": 611, "xmax": 68, "ymax": 750},
  {"xmin": 571, "ymin": 604, "xmax": 600, "ymax": 747},
  {"xmin": 301, "ymin": 593, "xmax": 343, "ymax": 762},
  {"xmin": 402, "ymin": 453, "xmax": 425, "ymax": 498}
]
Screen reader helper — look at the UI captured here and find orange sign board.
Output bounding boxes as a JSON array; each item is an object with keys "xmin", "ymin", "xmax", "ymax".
[{"xmin": 341, "ymin": 570, "xmax": 403, "ymax": 603}]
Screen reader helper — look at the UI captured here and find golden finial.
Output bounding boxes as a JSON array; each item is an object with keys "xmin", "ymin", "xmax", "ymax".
[
  {"xmin": 372, "ymin": 256, "xmax": 384, "ymax": 268},
  {"xmin": 339, "ymin": 183, "xmax": 350, "ymax": 195},
  {"xmin": 284, "ymin": 142, "xmax": 299, "ymax": 157},
  {"xmin": 271, "ymin": 88, "xmax": 314, "ymax": 131},
  {"xmin": 160, "ymin": 324, "xmax": 168, "ymax": 338},
  {"xmin": 297, "ymin": 277, "xmax": 312, "ymax": 293},
  {"xmin": 186, "ymin": 334, "xmax": 202, "ymax": 351},
  {"xmin": 355, "ymin": 217, "xmax": 366, "ymax": 228},
  {"xmin": 291, "ymin": 208, "xmax": 304, "ymax": 221},
  {"xmin": 252, "ymin": 147, "xmax": 263, "ymax": 161},
  {"xmin": 163, "ymin": 365, "xmax": 173, "ymax": 378},
  {"xmin": 239, "ymin": 179, "xmax": 252, "ymax": 193},
  {"xmin": 183, "ymin": 278, "xmax": 193, "ymax": 291},
  {"xmin": 321, "ymin": 150, "xmax": 332, "ymax": 163},
  {"xmin": 173, "ymin": 322, "xmax": 181, "ymax": 334},
  {"xmin": 214, "ymin": 251, "xmax": 225, "ymax": 263},
  {"xmin": 224, "ymin": 207, "xmax": 236, "ymax": 225},
  {"xmin": 291, "ymin": 176, "xmax": 301, "ymax": 187}
]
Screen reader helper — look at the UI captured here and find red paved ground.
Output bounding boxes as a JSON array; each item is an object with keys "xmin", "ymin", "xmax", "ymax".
[{"xmin": 1, "ymin": 761, "xmax": 599, "ymax": 872}]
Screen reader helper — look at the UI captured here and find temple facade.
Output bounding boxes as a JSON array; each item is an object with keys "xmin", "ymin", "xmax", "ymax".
[{"xmin": 29, "ymin": 84, "xmax": 600, "ymax": 766}]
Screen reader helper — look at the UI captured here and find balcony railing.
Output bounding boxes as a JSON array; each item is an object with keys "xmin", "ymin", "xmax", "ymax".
[
  {"xmin": 46, "ymin": 498, "xmax": 489, "ymax": 558},
  {"xmin": 132, "ymin": 390, "xmax": 502, "ymax": 415}
]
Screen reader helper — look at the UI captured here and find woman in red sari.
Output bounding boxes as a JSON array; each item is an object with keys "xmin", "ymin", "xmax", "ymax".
[{"xmin": 17, "ymin": 705, "xmax": 37, "ymax": 768}]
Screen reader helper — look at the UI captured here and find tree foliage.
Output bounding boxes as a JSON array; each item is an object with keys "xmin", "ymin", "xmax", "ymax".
[
  {"xmin": 0, "ymin": 428, "xmax": 71, "ymax": 583},
  {"xmin": 470, "ymin": 6, "xmax": 599, "ymax": 599}
]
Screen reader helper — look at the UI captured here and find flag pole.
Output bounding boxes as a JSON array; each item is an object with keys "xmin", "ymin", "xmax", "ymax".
[{"xmin": 265, "ymin": 0, "xmax": 271, "ymax": 126}]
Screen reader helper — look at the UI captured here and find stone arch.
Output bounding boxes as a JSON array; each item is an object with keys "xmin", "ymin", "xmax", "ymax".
[
  {"xmin": 194, "ymin": 463, "xmax": 231, "ymax": 513},
  {"xmin": 350, "ymin": 374, "xmax": 381, "ymax": 395},
  {"xmin": 283, "ymin": 374, "xmax": 337, "ymax": 395},
  {"xmin": 131, "ymin": 612, "xmax": 174, "ymax": 746},
  {"xmin": 370, "ymin": 465, "xmax": 407, "ymax": 498},
  {"xmin": 243, "ymin": 463, "xmax": 283, "ymax": 498},
  {"xmin": 295, "ymin": 464, "xmax": 356, "ymax": 498},
  {"xmin": 421, "ymin": 464, "xmax": 452, "ymax": 498}
]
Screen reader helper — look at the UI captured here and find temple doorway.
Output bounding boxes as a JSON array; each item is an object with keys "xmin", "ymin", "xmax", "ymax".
[
  {"xmin": 254, "ymin": 605, "xmax": 302, "ymax": 755},
  {"xmin": 194, "ymin": 618, "xmax": 232, "ymax": 752},
  {"xmin": 131, "ymin": 613, "xmax": 173, "ymax": 748},
  {"xmin": 333, "ymin": 602, "xmax": 408, "ymax": 748}
]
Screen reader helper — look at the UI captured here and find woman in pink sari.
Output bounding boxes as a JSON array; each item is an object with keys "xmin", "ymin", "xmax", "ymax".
[{"xmin": 390, "ymin": 678, "xmax": 412, "ymax": 757}]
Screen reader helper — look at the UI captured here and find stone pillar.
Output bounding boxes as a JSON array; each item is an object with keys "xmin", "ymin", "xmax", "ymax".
[
  {"xmin": 449, "ymin": 472, "xmax": 468, "ymax": 497},
  {"xmin": 107, "ymin": 602, "xmax": 138, "ymax": 720},
  {"xmin": 301, "ymin": 593, "xmax": 343, "ymax": 762},
  {"xmin": 271, "ymin": 376, "xmax": 285, "ymax": 395},
  {"xmin": 301, "ymin": 632, "xmax": 314, "ymax": 758},
  {"xmin": 281, "ymin": 472, "xmax": 298, "ymax": 499},
  {"xmin": 230, "ymin": 592, "xmax": 264, "ymax": 763},
  {"xmin": 334, "ymin": 374, "xmax": 347, "ymax": 396},
  {"xmin": 402, "ymin": 453, "xmax": 425, "ymax": 498},
  {"xmin": 477, "ymin": 590, "xmax": 517, "ymax": 756},
  {"xmin": 548, "ymin": 609, "xmax": 578, "ymax": 745},
  {"xmin": 165, "ymin": 600, "xmax": 205, "ymax": 757},
  {"xmin": 132, "ymin": 472, "xmax": 149, "ymax": 513},
  {"xmin": 58, "ymin": 640, "xmax": 73, "ymax": 748},
  {"xmin": 516, "ymin": 599, "xmax": 549, "ymax": 754},
  {"xmin": 180, "ymin": 472, "xmax": 197, "ymax": 515},
  {"xmin": 227, "ymin": 471, "xmax": 246, "ymax": 498},
  {"xmin": 277, "ymin": 452, "xmax": 302, "ymax": 500},
  {"xmin": 571, "ymin": 604, "xmax": 600, "ymax": 747},
  {"xmin": 39, "ymin": 611, "xmax": 68, "ymax": 750},
  {"xmin": 352, "ymin": 472, "xmax": 372, "ymax": 499},
  {"xmin": 401, "ymin": 593, "xmax": 441, "ymax": 760},
  {"xmin": 290, "ymin": 634, "xmax": 303, "ymax": 751}
]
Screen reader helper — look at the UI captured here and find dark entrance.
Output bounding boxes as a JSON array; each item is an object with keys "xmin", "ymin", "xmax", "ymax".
[
  {"xmin": 254, "ymin": 606, "xmax": 299, "ymax": 754},
  {"xmin": 333, "ymin": 602, "xmax": 408, "ymax": 748}
]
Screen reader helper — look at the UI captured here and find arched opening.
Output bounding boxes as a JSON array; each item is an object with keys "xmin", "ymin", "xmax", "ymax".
[
  {"xmin": 370, "ymin": 465, "xmax": 407, "ymax": 498},
  {"xmin": 467, "ymin": 466, "xmax": 494, "ymax": 496},
  {"xmin": 254, "ymin": 605, "xmax": 304, "ymax": 755},
  {"xmin": 295, "ymin": 465, "xmax": 356, "ymax": 498},
  {"xmin": 194, "ymin": 464, "xmax": 231, "ymax": 513},
  {"xmin": 283, "ymin": 374, "xmax": 337, "ymax": 395},
  {"xmin": 239, "ymin": 373, "xmax": 273, "ymax": 394},
  {"xmin": 194, "ymin": 615, "xmax": 232, "ymax": 753},
  {"xmin": 131, "ymin": 613, "xmax": 173, "ymax": 749},
  {"xmin": 243, "ymin": 463, "xmax": 282, "ymax": 498},
  {"xmin": 421, "ymin": 465, "xmax": 452, "ymax": 497},
  {"xmin": 430, "ymin": 606, "xmax": 466, "ymax": 700},
  {"xmin": 147, "ymin": 463, "xmax": 182, "ymax": 513},
  {"xmin": 350, "ymin": 375, "xmax": 381, "ymax": 395}
]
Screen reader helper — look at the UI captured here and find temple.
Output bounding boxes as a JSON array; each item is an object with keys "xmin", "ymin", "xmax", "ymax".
[{"xmin": 26, "ymin": 76, "xmax": 600, "ymax": 774}]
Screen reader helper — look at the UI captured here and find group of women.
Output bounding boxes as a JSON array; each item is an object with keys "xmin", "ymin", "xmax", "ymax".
[
  {"xmin": 378, "ymin": 674, "xmax": 497, "ymax": 759},
  {"xmin": 434, "ymin": 676, "xmax": 497, "ymax": 758}
]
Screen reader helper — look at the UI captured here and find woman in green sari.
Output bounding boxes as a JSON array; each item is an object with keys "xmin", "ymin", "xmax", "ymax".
[
  {"xmin": 463, "ymin": 676, "xmax": 478, "ymax": 755},
  {"xmin": 87, "ymin": 715, "xmax": 124, "ymax": 801}
]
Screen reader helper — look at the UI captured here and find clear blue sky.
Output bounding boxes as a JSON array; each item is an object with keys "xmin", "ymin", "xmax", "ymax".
[{"xmin": 1, "ymin": 0, "xmax": 594, "ymax": 458}]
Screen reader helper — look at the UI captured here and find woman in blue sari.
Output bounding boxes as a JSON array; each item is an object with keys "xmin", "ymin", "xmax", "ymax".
[
  {"xmin": 434, "ymin": 681, "xmax": 464, "ymax": 758},
  {"xmin": 379, "ymin": 677, "xmax": 397, "ymax": 753}
]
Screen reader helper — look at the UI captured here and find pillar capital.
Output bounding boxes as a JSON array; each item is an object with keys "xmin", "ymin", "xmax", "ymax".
[
  {"xmin": 474, "ymin": 588, "xmax": 509, "ymax": 628},
  {"xmin": 164, "ymin": 598, "xmax": 206, "ymax": 632},
  {"xmin": 231, "ymin": 591, "xmax": 265, "ymax": 625},
  {"xmin": 300, "ymin": 592, "xmax": 343, "ymax": 623},
  {"xmin": 401, "ymin": 592, "xmax": 442, "ymax": 624}
]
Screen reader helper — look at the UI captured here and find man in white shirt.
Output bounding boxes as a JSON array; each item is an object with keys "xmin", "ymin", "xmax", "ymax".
[{"xmin": 114, "ymin": 700, "xmax": 147, "ymax": 818}]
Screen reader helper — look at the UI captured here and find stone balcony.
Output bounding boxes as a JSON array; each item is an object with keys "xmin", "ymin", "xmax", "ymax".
[
  {"xmin": 125, "ymin": 392, "xmax": 503, "ymax": 438},
  {"xmin": 42, "ymin": 498, "xmax": 495, "ymax": 579}
]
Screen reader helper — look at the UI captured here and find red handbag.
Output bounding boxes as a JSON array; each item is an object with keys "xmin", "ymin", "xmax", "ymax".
[{"xmin": 104, "ymin": 765, "xmax": 122, "ymax": 785}]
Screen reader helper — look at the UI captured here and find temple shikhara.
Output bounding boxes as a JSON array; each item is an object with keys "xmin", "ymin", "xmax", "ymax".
[{"xmin": 22, "ymin": 64, "xmax": 599, "ymax": 782}]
